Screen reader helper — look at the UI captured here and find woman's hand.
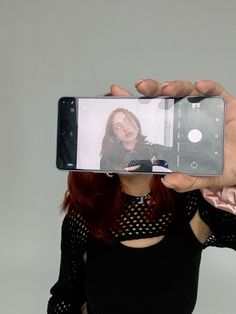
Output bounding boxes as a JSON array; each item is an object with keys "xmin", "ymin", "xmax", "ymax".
[
  {"xmin": 110, "ymin": 80, "xmax": 236, "ymax": 192},
  {"xmin": 125, "ymin": 165, "xmax": 141, "ymax": 171}
]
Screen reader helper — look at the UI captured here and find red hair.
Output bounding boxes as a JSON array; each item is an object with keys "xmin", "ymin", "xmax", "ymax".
[{"xmin": 62, "ymin": 172, "xmax": 176, "ymax": 243}]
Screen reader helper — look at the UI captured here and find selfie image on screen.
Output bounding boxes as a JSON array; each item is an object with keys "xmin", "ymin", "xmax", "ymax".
[{"xmin": 76, "ymin": 98, "xmax": 174, "ymax": 173}]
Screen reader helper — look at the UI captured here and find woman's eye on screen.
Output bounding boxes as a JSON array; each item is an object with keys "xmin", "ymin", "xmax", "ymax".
[{"xmin": 113, "ymin": 124, "xmax": 122, "ymax": 130}]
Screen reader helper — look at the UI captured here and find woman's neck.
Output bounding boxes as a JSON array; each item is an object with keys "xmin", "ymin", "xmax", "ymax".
[
  {"xmin": 118, "ymin": 174, "xmax": 153, "ymax": 196},
  {"xmin": 123, "ymin": 142, "xmax": 135, "ymax": 150}
]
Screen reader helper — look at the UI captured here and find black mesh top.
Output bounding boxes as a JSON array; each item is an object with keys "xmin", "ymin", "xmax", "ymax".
[{"xmin": 47, "ymin": 190, "xmax": 236, "ymax": 314}]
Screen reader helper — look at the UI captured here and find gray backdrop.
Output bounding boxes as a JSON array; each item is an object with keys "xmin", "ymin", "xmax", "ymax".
[{"xmin": 0, "ymin": 0, "xmax": 235, "ymax": 313}]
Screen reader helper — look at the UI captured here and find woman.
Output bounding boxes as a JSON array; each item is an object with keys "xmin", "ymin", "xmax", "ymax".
[
  {"xmin": 48, "ymin": 79, "xmax": 236, "ymax": 314},
  {"xmin": 100, "ymin": 107, "xmax": 169, "ymax": 172}
]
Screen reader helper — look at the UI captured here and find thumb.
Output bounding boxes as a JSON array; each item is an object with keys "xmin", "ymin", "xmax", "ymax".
[{"xmin": 161, "ymin": 173, "xmax": 216, "ymax": 192}]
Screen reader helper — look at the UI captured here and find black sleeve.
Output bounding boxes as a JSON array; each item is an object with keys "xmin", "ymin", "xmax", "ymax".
[
  {"xmin": 197, "ymin": 190, "xmax": 236, "ymax": 250},
  {"xmin": 47, "ymin": 215, "xmax": 87, "ymax": 313}
]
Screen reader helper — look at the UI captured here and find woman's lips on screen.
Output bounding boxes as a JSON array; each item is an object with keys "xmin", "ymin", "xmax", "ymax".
[{"xmin": 125, "ymin": 131, "xmax": 133, "ymax": 137}]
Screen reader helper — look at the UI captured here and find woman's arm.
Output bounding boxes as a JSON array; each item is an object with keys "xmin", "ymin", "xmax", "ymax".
[
  {"xmin": 197, "ymin": 191, "xmax": 236, "ymax": 250},
  {"xmin": 110, "ymin": 80, "xmax": 236, "ymax": 215},
  {"xmin": 47, "ymin": 214, "xmax": 87, "ymax": 313},
  {"xmin": 111, "ymin": 80, "xmax": 236, "ymax": 193},
  {"xmin": 201, "ymin": 186, "xmax": 236, "ymax": 215}
]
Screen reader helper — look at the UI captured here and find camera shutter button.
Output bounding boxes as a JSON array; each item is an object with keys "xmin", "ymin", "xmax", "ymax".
[{"xmin": 188, "ymin": 129, "xmax": 202, "ymax": 143}]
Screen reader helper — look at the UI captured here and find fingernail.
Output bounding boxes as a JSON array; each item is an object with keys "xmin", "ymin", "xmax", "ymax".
[
  {"xmin": 161, "ymin": 178, "xmax": 175, "ymax": 189},
  {"xmin": 135, "ymin": 80, "xmax": 144, "ymax": 88},
  {"xmin": 161, "ymin": 81, "xmax": 171, "ymax": 88}
]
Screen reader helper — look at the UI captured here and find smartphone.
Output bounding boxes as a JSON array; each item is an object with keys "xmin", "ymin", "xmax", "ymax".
[{"xmin": 56, "ymin": 96, "xmax": 225, "ymax": 175}]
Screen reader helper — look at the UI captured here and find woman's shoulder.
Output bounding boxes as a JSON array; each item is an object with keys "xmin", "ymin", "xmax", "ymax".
[
  {"xmin": 174, "ymin": 190, "xmax": 200, "ymax": 220},
  {"xmin": 63, "ymin": 209, "xmax": 89, "ymax": 245}
]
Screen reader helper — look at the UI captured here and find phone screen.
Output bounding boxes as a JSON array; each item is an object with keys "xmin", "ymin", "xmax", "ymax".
[{"xmin": 57, "ymin": 96, "xmax": 225, "ymax": 175}]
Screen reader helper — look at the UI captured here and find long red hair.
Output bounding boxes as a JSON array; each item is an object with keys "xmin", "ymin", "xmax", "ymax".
[{"xmin": 62, "ymin": 172, "xmax": 176, "ymax": 243}]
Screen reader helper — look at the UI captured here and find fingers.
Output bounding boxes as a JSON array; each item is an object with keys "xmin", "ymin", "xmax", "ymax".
[
  {"xmin": 110, "ymin": 84, "xmax": 132, "ymax": 96},
  {"xmin": 135, "ymin": 79, "xmax": 163, "ymax": 97},
  {"xmin": 112, "ymin": 79, "xmax": 233, "ymax": 101},
  {"xmin": 160, "ymin": 80, "xmax": 196, "ymax": 98},
  {"xmin": 125, "ymin": 165, "xmax": 141, "ymax": 171},
  {"xmin": 161, "ymin": 173, "xmax": 216, "ymax": 193},
  {"xmin": 194, "ymin": 80, "xmax": 234, "ymax": 103},
  {"xmin": 135, "ymin": 79, "xmax": 196, "ymax": 98}
]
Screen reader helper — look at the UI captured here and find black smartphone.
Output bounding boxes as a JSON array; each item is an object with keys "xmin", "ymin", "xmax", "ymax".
[{"xmin": 56, "ymin": 96, "xmax": 225, "ymax": 175}]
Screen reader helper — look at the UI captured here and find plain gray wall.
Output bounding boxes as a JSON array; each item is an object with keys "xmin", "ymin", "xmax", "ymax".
[{"xmin": 0, "ymin": 0, "xmax": 235, "ymax": 313}]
